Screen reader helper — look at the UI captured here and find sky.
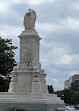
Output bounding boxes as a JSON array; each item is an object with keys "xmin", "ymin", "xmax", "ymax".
[{"xmin": 0, "ymin": 0, "xmax": 79, "ymax": 91}]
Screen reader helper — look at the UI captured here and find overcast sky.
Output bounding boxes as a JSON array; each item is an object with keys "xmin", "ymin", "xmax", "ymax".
[{"xmin": 0, "ymin": 0, "xmax": 79, "ymax": 91}]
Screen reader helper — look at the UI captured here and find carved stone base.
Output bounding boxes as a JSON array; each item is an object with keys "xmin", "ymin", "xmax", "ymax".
[
  {"xmin": 0, "ymin": 92, "xmax": 65, "ymax": 111},
  {"xmin": 8, "ymin": 70, "xmax": 48, "ymax": 93}
]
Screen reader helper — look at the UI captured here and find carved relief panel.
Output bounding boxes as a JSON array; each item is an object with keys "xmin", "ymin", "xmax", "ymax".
[
  {"xmin": 20, "ymin": 37, "xmax": 33, "ymax": 65},
  {"xmin": 20, "ymin": 36, "xmax": 39, "ymax": 68}
]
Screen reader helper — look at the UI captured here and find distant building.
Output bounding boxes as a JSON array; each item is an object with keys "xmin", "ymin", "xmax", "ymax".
[
  {"xmin": 64, "ymin": 74, "xmax": 79, "ymax": 89},
  {"xmin": 64, "ymin": 80, "xmax": 69, "ymax": 89}
]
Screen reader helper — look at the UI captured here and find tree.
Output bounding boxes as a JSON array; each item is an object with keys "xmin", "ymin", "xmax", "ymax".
[
  {"xmin": 0, "ymin": 37, "xmax": 17, "ymax": 91},
  {"xmin": 62, "ymin": 89, "xmax": 73, "ymax": 105},
  {"xmin": 54, "ymin": 81, "xmax": 79, "ymax": 105},
  {"xmin": 48, "ymin": 85, "xmax": 54, "ymax": 93},
  {"xmin": 0, "ymin": 37, "xmax": 17, "ymax": 76},
  {"xmin": 70, "ymin": 91, "xmax": 79, "ymax": 105},
  {"xmin": 0, "ymin": 77, "xmax": 10, "ymax": 92},
  {"xmin": 70, "ymin": 81, "xmax": 79, "ymax": 91},
  {"xmin": 55, "ymin": 89, "xmax": 73, "ymax": 105}
]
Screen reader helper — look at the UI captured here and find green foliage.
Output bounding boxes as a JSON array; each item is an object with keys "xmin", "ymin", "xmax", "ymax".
[
  {"xmin": 0, "ymin": 37, "xmax": 17, "ymax": 76},
  {"xmin": 48, "ymin": 85, "xmax": 54, "ymax": 93},
  {"xmin": 0, "ymin": 77, "xmax": 10, "ymax": 92},
  {"xmin": 55, "ymin": 81, "xmax": 79, "ymax": 105},
  {"xmin": 55, "ymin": 89, "xmax": 79, "ymax": 105},
  {"xmin": 0, "ymin": 37, "xmax": 17, "ymax": 92},
  {"xmin": 62, "ymin": 89, "xmax": 73, "ymax": 105},
  {"xmin": 55, "ymin": 89, "xmax": 73, "ymax": 105},
  {"xmin": 70, "ymin": 81, "xmax": 79, "ymax": 91},
  {"xmin": 71, "ymin": 91, "xmax": 79, "ymax": 105}
]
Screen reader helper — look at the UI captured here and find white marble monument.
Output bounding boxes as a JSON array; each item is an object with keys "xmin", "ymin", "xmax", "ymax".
[
  {"xmin": 0, "ymin": 9, "xmax": 65, "ymax": 111},
  {"xmin": 8, "ymin": 9, "xmax": 48, "ymax": 93}
]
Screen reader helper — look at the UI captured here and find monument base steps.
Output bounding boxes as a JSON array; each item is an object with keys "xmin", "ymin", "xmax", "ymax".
[{"xmin": 0, "ymin": 92, "xmax": 65, "ymax": 111}]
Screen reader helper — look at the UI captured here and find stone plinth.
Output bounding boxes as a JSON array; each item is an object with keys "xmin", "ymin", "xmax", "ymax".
[
  {"xmin": 0, "ymin": 92, "xmax": 65, "ymax": 111},
  {"xmin": 8, "ymin": 30, "xmax": 48, "ymax": 94}
]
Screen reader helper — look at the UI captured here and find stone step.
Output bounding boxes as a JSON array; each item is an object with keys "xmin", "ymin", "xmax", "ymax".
[
  {"xmin": 0, "ymin": 95, "xmax": 61, "ymax": 100},
  {"xmin": 0, "ymin": 98, "xmax": 64, "ymax": 104}
]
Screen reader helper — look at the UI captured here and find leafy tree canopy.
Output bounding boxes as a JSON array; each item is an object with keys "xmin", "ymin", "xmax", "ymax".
[
  {"xmin": 0, "ymin": 37, "xmax": 17, "ymax": 92},
  {"xmin": 70, "ymin": 80, "xmax": 79, "ymax": 91},
  {"xmin": 0, "ymin": 77, "xmax": 10, "ymax": 92},
  {"xmin": 0, "ymin": 37, "xmax": 17, "ymax": 76},
  {"xmin": 55, "ymin": 88, "xmax": 79, "ymax": 105}
]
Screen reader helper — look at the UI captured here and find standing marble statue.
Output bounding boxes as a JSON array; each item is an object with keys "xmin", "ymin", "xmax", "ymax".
[
  {"xmin": 24, "ymin": 9, "xmax": 36, "ymax": 30},
  {"xmin": 22, "ymin": 47, "xmax": 29, "ymax": 65}
]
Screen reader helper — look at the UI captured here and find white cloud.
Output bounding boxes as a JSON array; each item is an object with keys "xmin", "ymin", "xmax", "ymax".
[
  {"xmin": 40, "ymin": 42, "xmax": 72, "ymax": 67},
  {"xmin": 60, "ymin": 18, "xmax": 79, "ymax": 30},
  {"xmin": 11, "ymin": 0, "xmax": 55, "ymax": 5},
  {"xmin": 36, "ymin": 18, "xmax": 79, "ymax": 32},
  {"xmin": 73, "ymin": 3, "xmax": 79, "ymax": 10},
  {"xmin": 0, "ymin": 25, "xmax": 23, "ymax": 37},
  {"xmin": 36, "ymin": 22, "xmax": 62, "ymax": 31},
  {"xmin": 53, "ymin": 47, "xmax": 72, "ymax": 65},
  {"xmin": 11, "ymin": 0, "xmax": 22, "ymax": 4},
  {"xmin": 47, "ymin": 77, "xmax": 64, "ymax": 90},
  {"xmin": 69, "ymin": 71, "xmax": 79, "ymax": 77},
  {"xmin": 0, "ymin": 1, "xmax": 10, "ymax": 13},
  {"xmin": 53, "ymin": 47, "xmax": 66, "ymax": 56},
  {"xmin": 26, "ymin": 0, "xmax": 41, "ymax": 5},
  {"xmin": 41, "ymin": 40, "xmax": 52, "ymax": 48},
  {"xmin": 56, "ymin": 54, "xmax": 72, "ymax": 65}
]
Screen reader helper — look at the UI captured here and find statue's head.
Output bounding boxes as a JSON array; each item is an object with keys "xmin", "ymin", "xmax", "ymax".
[
  {"xmin": 27, "ymin": 9, "xmax": 36, "ymax": 18},
  {"xmin": 24, "ymin": 9, "xmax": 36, "ymax": 30}
]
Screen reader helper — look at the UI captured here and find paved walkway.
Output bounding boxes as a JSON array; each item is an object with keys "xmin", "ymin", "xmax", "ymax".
[{"xmin": 65, "ymin": 109, "xmax": 79, "ymax": 111}]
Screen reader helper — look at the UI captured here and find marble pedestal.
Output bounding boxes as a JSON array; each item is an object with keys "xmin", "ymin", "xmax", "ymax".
[
  {"xmin": 0, "ymin": 92, "xmax": 65, "ymax": 111},
  {"xmin": 8, "ymin": 30, "xmax": 48, "ymax": 94}
]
